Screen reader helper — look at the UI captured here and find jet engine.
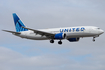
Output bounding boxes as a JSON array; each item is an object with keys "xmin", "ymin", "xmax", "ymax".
[{"xmin": 54, "ymin": 33, "xmax": 66, "ymax": 39}]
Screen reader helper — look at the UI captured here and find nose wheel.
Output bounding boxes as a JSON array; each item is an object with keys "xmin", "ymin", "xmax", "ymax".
[{"xmin": 93, "ymin": 37, "xmax": 95, "ymax": 42}]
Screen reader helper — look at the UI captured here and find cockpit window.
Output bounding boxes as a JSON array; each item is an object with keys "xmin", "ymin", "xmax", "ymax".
[{"xmin": 97, "ymin": 28, "xmax": 100, "ymax": 29}]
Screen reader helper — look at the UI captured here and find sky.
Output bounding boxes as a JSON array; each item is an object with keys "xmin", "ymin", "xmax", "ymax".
[{"xmin": 0, "ymin": 0, "xmax": 105, "ymax": 70}]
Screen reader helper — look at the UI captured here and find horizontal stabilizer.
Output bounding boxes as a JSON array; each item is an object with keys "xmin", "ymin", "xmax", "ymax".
[{"xmin": 2, "ymin": 30, "xmax": 21, "ymax": 34}]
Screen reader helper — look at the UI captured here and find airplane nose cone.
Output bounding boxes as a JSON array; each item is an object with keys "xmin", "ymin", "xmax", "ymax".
[{"xmin": 101, "ymin": 30, "xmax": 104, "ymax": 34}]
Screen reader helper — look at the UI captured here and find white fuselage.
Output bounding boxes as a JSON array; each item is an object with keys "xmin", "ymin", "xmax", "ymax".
[{"xmin": 15, "ymin": 26, "xmax": 104, "ymax": 40}]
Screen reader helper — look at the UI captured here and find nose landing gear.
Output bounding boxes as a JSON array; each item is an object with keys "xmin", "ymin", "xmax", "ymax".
[{"xmin": 93, "ymin": 37, "xmax": 95, "ymax": 42}]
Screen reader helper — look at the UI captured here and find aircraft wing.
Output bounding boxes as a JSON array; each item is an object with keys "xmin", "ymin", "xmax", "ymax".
[
  {"xmin": 22, "ymin": 27, "xmax": 55, "ymax": 38},
  {"xmin": 2, "ymin": 30, "xmax": 21, "ymax": 34}
]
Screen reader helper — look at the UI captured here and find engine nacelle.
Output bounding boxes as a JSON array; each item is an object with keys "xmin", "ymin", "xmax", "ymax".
[
  {"xmin": 68, "ymin": 38, "xmax": 80, "ymax": 42},
  {"xmin": 54, "ymin": 33, "xmax": 66, "ymax": 39}
]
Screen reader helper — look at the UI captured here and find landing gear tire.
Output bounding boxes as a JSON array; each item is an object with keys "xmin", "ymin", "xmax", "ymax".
[
  {"xmin": 58, "ymin": 41, "xmax": 62, "ymax": 45},
  {"xmin": 93, "ymin": 37, "xmax": 95, "ymax": 42},
  {"xmin": 93, "ymin": 39, "xmax": 95, "ymax": 42},
  {"xmin": 50, "ymin": 39, "xmax": 54, "ymax": 43}
]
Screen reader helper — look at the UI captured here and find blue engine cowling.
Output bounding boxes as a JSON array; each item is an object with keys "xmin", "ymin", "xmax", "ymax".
[
  {"xmin": 68, "ymin": 38, "xmax": 79, "ymax": 42},
  {"xmin": 54, "ymin": 33, "xmax": 66, "ymax": 39}
]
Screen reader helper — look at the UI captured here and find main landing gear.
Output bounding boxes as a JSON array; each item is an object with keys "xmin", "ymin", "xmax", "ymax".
[
  {"xmin": 50, "ymin": 39, "xmax": 54, "ymax": 43},
  {"xmin": 58, "ymin": 40, "xmax": 62, "ymax": 45},
  {"xmin": 50, "ymin": 39, "xmax": 62, "ymax": 45}
]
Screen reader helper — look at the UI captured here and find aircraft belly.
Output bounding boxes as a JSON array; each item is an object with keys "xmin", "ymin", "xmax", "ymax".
[{"xmin": 66, "ymin": 32, "xmax": 97, "ymax": 38}]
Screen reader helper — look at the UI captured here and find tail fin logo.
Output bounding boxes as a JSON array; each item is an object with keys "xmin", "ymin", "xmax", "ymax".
[{"xmin": 13, "ymin": 13, "xmax": 28, "ymax": 32}]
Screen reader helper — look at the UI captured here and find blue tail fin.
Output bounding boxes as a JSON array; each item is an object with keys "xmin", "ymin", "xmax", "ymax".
[{"xmin": 13, "ymin": 13, "xmax": 28, "ymax": 32}]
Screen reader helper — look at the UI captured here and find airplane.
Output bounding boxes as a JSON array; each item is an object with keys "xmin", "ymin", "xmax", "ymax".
[{"xmin": 2, "ymin": 13, "xmax": 104, "ymax": 45}]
